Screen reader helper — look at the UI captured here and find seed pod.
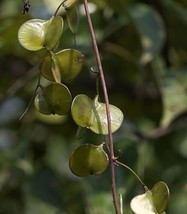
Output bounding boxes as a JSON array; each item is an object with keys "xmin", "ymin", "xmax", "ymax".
[
  {"xmin": 40, "ymin": 49, "xmax": 84, "ymax": 82},
  {"xmin": 69, "ymin": 144, "xmax": 109, "ymax": 177},
  {"xmin": 71, "ymin": 94, "xmax": 124, "ymax": 135},
  {"xmin": 34, "ymin": 83, "xmax": 72, "ymax": 115},
  {"xmin": 18, "ymin": 16, "xmax": 63, "ymax": 51}
]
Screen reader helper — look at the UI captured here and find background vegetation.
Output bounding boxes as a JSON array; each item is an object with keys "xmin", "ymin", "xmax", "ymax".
[{"xmin": 0, "ymin": 0, "xmax": 187, "ymax": 213}]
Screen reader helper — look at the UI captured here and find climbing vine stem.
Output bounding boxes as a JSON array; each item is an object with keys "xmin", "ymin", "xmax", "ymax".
[
  {"xmin": 83, "ymin": 0, "xmax": 120, "ymax": 213},
  {"xmin": 115, "ymin": 160, "xmax": 147, "ymax": 190}
]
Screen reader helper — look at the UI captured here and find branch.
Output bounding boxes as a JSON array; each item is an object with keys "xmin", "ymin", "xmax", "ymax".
[
  {"xmin": 83, "ymin": 1, "xmax": 120, "ymax": 213},
  {"xmin": 0, "ymin": 65, "xmax": 38, "ymax": 104}
]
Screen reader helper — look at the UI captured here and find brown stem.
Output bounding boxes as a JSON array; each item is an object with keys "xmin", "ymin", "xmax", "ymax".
[{"xmin": 83, "ymin": 1, "xmax": 120, "ymax": 213}]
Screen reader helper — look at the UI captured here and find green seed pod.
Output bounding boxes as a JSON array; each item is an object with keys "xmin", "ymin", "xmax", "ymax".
[
  {"xmin": 71, "ymin": 94, "xmax": 93, "ymax": 128},
  {"xmin": 69, "ymin": 144, "xmax": 109, "ymax": 177},
  {"xmin": 67, "ymin": 7, "xmax": 79, "ymax": 34},
  {"xmin": 130, "ymin": 181, "xmax": 170, "ymax": 214},
  {"xmin": 34, "ymin": 83, "xmax": 72, "ymax": 115},
  {"xmin": 40, "ymin": 49, "xmax": 84, "ymax": 82},
  {"xmin": 63, "ymin": 0, "xmax": 79, "ymax": 11},
  {"xmin": 18, "ymin": 16, "xmax": 63, "ymax": 51},
  {"xmin": 151, "ymin": 181, "xmax": 170, "ymax": 213},
  {"xmin": 71, "ymin": 94, "xmax": 124, "ymax": 135}
]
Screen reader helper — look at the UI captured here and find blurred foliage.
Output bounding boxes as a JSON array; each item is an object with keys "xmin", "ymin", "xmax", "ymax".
[{"xmin": 0, "ymin": 0, "xmax": 187, "ymax": 213}]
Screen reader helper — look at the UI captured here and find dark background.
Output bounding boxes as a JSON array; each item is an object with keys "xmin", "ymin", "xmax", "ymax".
[{"xmin": 0, "ymin": 0, "xmax": 187, "ymax": 213}]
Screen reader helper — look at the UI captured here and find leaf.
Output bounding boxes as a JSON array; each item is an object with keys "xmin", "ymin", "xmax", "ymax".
[
  {"xmin": 30, "ymin": 166, "xmax": 62, "ymax": 209},
  {"xmin": 160, "ymin": 67, "xmax": 187, "ymax": 126},
  {"xmin": 127, "ymin": 3, "xmax": 166, "ymax": 64},
  {"xmin": 18, "ymin": 16, "xmax": 63, "ymax": 51},
  {"xmin": 161, "ymin": 0, "xmax": 187, "ymax": 51}
]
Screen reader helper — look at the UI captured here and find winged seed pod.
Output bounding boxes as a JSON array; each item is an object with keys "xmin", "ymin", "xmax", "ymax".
[
  {"xmin": 18, "ymin": 16, "xmax": 63, "ymax": 51},
  {"xmin": 130, "ymin": 182, "xmax": 170, "ymax": 214},
  {"xmin": 40, "ymin": 49, "xmax": 84, "ymax": 82},
  {"xmin": 71, "ymin": 94, "xmax": 124, "ymax": 135},
  {"xmin": 69, "ymin": 144, "xmax": 109, "ymax": 177},
  {"xmin": 34, "ymin": 83, "xmax": 72, "ymax": 115}
]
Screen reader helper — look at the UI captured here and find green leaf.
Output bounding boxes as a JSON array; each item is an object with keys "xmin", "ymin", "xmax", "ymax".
[
  {"xmin": 40, "ymin": 49, "xmax": 84, "ymax": 82},
  {"xmin": 127, "ymin": 3, "xmax": 166, "ymax": 64},
  {"xmin": 160, "ymin": 67, "xmax": 187, "ymax": 126},
  {"xmin": 18, "ymin": 16, "xmax": 63, "ymax": 51},
  {"xmin": 161, "ymin": 0, "xmax": 187, "ymax": 51}
]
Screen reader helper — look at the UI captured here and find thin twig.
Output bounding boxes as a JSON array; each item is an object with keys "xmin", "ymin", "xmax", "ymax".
[
  {"xmin": 54, "ymin": 0, "xmax": 67, "ymax": 16},
  {"xmin": 0, "ymin": 65, "xmax": 38, "ymax": 104},
  {"xmin": 83, "ymin": 1, "xmax": 120, "ymax": 213},
  {"xmin": 19, "ymin": 71, "xmax": 41, "ymax": 120},
  {"xmin": 115, "ymin": 160, "xmax": 147, "ymax": 189},
  {"xmin": 73, "ymin": 33, "xmax": 77, "ymax": 49}
]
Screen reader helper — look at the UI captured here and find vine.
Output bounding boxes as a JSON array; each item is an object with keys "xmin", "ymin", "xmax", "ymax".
[
  {"xmin": 18, "ymin": 0, "xmax": 170, "ymax": 213},
  {"xmin": 83, "ymin": 0, "xmax": 119, "ymax": 212}
]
